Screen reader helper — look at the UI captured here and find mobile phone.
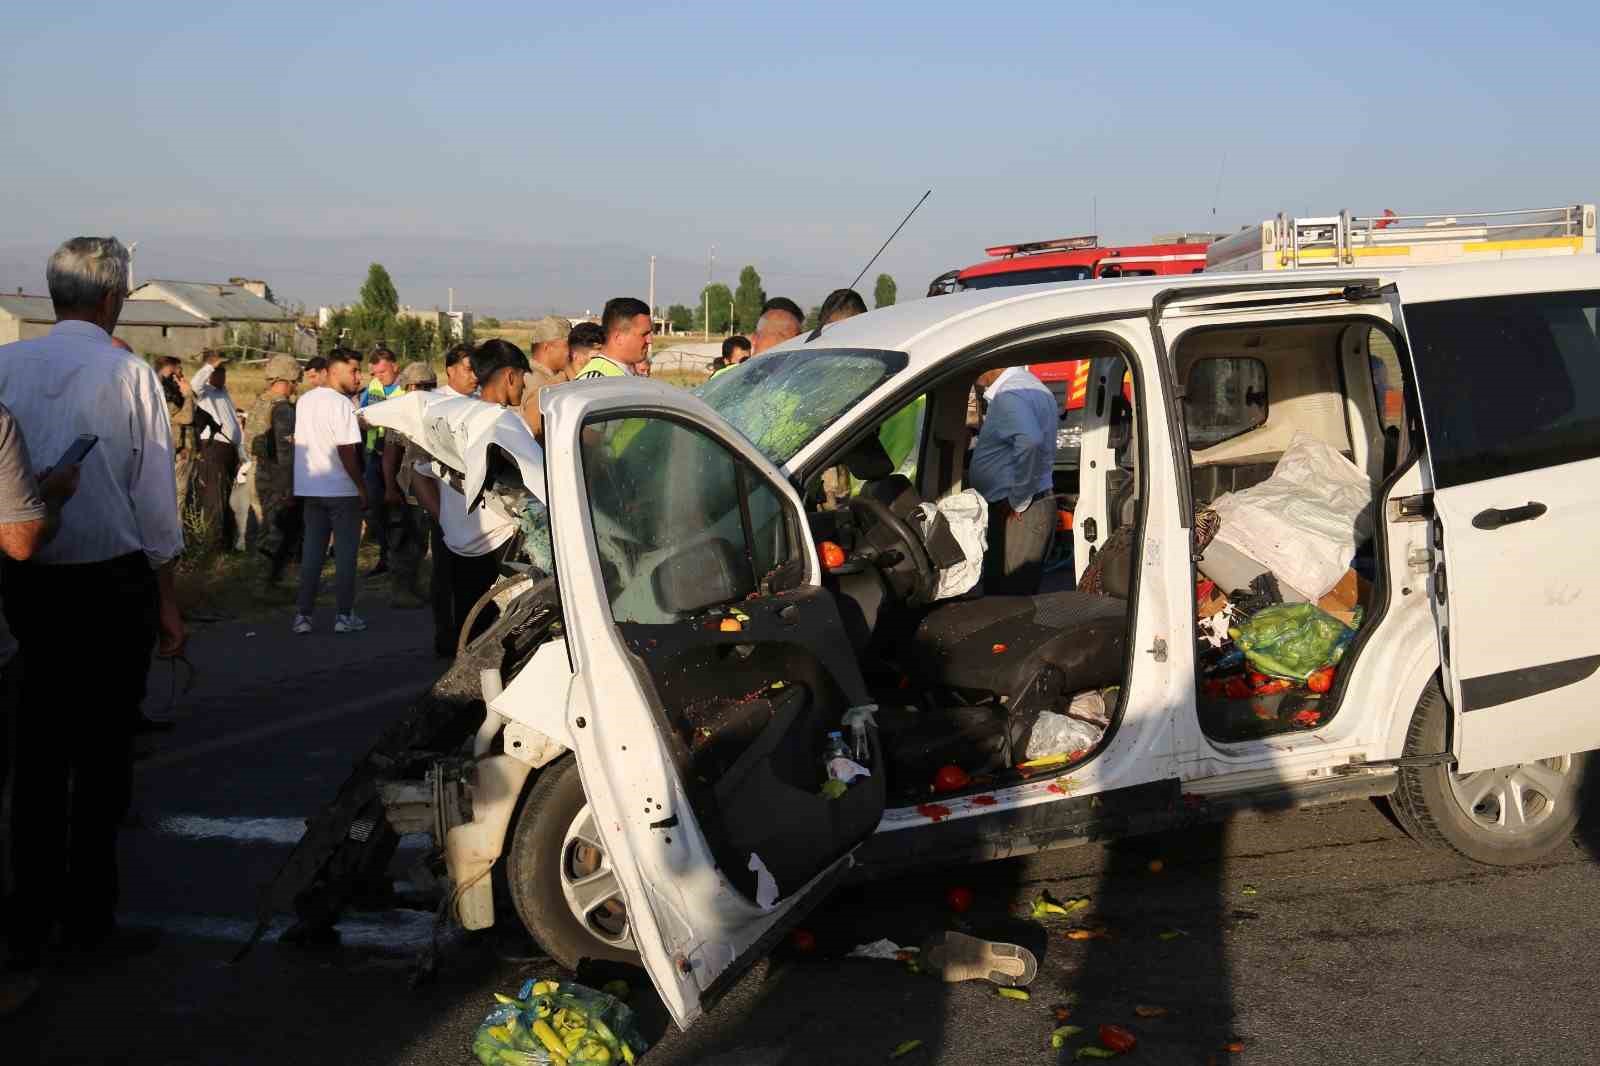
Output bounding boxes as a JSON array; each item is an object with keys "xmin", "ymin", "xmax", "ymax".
[{"xmin": 55, "ymin": 433, "xmax": 99, "ymax": 469}]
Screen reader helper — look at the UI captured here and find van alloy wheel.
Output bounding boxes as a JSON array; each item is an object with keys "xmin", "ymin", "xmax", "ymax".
[
  {"xmin": 1447, "ymin": 756, "xmax": 1573, "ymax": 837},
  {"xmin": 559, "ymin": 806, "xmax": 635, "ymax": 950},
  {"xmin": 1389, "ymin": 680, "xmax": 1588, "ymax": 866}
]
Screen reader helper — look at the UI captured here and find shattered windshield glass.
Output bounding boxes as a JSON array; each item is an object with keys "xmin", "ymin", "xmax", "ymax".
[{"xmin": 697, "ymin": 348, "xmax": 909, "ymax": 466}]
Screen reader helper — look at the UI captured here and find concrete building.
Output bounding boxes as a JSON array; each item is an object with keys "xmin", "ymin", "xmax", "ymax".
[
  {"xmin": 0, "ymin": 294, "xmax": 220, "ymax": 360},
  {"xmin": 397, "ymin": 305, "xmax": 474, "ymax": 343},
  {"xmin": 129, "ymin": 278, "xmax": 312, "ymax": 355}
]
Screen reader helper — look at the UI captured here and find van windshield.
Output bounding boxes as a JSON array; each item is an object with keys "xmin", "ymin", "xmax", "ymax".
[{"xmin": 699, "ymin": 347, "xmax": 908, "ymax": 466}]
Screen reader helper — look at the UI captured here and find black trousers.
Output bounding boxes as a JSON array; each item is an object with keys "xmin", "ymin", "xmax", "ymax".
[
  {"xmin": 429, "ymin": 520, "xmax": 454, "ymax": 657},
  {"xmin": 449, "ymin": 549, "xmax": 502, "ymax": 652},
  {"xmin": 983, "ymin": 492, "xmax": 1056, "ymax": 596},
  {"xmin": 194, "ymin": 439, "xmax": 239, "ymax": 549},
  {"xmin": 364, "ymin": 451, "xmax": 389, "ymax": 562},
  {"xmin": 2, "ymin": 552, "xmax": 157, "ymax": 952}
]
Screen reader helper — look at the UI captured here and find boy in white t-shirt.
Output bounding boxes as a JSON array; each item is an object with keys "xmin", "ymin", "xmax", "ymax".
[{"xmin": 291, "ymin": 349, "xmax": 368, "ymax": 634}]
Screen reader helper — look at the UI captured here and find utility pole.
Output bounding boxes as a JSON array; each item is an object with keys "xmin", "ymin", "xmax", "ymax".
[
  {"xmin": 128, "ymin": 240, "xmax": 139, "ymax": 290},
  {"xmin": 648, "ymin": 255, "xmax": 656, "ymax": 335},
  {"xmin": 704, "ymin": 245, "xmax": 715, "ymax": 341}
]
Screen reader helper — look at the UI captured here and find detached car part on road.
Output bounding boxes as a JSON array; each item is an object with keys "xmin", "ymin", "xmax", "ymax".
[{"xmin": 265, "ymin": 258, "xmax": 1600, "ymax": 1032}]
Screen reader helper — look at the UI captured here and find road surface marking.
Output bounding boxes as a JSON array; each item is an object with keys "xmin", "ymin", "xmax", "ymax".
[{"xmin": 135, "ymin": 680, "xmax": 429, "ymax": 774}]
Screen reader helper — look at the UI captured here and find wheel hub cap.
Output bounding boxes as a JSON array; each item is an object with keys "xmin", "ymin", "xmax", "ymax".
[
  {"xmin": 559, "ymin": 805, "xmax": 635, "ymax": 950},
  {"xmin": 1448, "ymin": 755, "xmax": 1573, "ymax": 836}
]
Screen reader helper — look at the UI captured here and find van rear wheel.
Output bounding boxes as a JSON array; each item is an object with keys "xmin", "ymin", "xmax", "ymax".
[
  {"xmin": 504, "ymin": 756, "xmax": 640, "ymax": 970},
  {"xmin": 1390, "ymin": 679, "xmax": 1587, "ymax": 865}
]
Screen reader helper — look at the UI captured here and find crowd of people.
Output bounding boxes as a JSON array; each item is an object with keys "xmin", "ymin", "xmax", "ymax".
[{"xmin": 0, "ymin": 235, "xmax": 1062, "ymax": 1011}]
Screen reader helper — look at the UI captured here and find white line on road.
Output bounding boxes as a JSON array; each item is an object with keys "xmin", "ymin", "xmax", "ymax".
[
  {"xmin": 135, "ymin": 680, "xmax": 431, "ymax": 774},
  {"xmin": 147, "ymin": 813, "xmax": 432, "ymax": 849}
]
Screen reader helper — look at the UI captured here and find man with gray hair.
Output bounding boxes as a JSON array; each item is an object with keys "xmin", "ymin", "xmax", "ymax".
[
  {"xmin": 0, "ymin": 236, "xmax": 185, "ymax": 970},
  {"xmin": 750, "ymin": 296, "xmax": 804, "ymax": 356},
  {"xmin": 519, "ymin": 315, "xmax": 572, "ymax": 440}
]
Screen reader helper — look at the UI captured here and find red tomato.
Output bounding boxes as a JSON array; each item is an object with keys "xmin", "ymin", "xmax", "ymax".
[
  {"xmin": 1307, "ymin": 666, "xmax": 1335, "ymax": 693},
  {"xmin": 933, "ymin": 765, "xmax": 971, "ymax": 793},
  {"xmin": 945, "ymin": 886, "xmax": 974, "ymax": 914},
  {"xmin": 819, "ymin": 541, "xmax": 847, "ymax": 570},
  {"xmin": 1099, "ymin": 1024, "xmax": 1138, "ymax": 1053},
  {"xmin": 789, "ymin": 929, "xmax": 816, "ymax": 953}
]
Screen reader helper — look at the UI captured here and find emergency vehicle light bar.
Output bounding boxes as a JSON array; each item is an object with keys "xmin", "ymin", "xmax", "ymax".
[{"xmin": 985, "ymin": 234, "xmax": 1100, "ymax": 258}]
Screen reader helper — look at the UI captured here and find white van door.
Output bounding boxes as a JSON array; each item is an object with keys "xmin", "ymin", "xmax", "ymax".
[
  {"xmin": 1396, "ymin": 273, "xmax": 1600, "ymax": 772},
  {"xmin": 541, "ymin": 378, "xmax": 885, "ymax": 1029}
]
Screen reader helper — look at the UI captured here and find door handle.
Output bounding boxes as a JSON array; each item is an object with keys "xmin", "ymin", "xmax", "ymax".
[{"xmin": 1471, "ymin": 502, "xmax": 1547, "ymax": 530}]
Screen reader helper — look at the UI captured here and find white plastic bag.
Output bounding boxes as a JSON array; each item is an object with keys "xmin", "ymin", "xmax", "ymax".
[
  {"xmin": 1025, "ymin": 711, "xmax": 1104, "ymax": 760},
  {"xmin": 914, "ymin": 489, "xmax": 988, "ymax": 601},
  {"xmin": 1207, "ymin": 434, "xmax": 1373, "ymax": 601}
]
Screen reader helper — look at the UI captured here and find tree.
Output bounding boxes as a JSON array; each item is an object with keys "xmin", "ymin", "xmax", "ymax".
[
  {"xmin": 874, "ymin": 273, "xmax": 897, "ymax": 308},
  {"xmin": 696, "ymin": 283, "xmax": 734, "ymax": 334},
  {"xmin": 732, "ymin": 265, "xmax": 765, "ymax": 333},
  {"xmin": 803, "ymin": 306, "xmax": 822, "ymax": 331},
  {"xmin": 360, "ymin": 263, "xmax": 399, "ymax": 317},
  {"xmin": 666, "ymin": 304, "xmax": 695, "ymax": 332}
]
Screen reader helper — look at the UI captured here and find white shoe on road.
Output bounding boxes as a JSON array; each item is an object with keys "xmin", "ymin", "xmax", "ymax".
[
  {"xmin": 334, "ymin": 612, "xmax": 367, "ymax": 633},
  {"xmin": 291, "ymin": 614, "xmax": 313, "ymax": 635}
]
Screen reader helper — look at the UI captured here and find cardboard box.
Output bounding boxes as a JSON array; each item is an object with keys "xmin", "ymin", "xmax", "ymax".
[{"xmin": 1317, "ymin": 569, "xmax": 1371, "ymax": 627}]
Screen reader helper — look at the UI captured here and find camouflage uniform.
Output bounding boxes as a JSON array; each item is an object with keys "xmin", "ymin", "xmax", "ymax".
[
  {"xmin": 165, "ymin": 377, "xmax": 205, "ymax": 509},
  {"xmin": 247, "ymin": 356, "xmax": 303, "ymax": 584},
  {"xmin": 385, "ymin": 362, "xmax": 437, "ymax": 607}
]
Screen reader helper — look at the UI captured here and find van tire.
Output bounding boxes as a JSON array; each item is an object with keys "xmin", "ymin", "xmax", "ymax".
[
  {"xmin": 1389, "ymin": 679, "xmax": 1586, "ymax": 866},
  {"xmin": 504, "ymin": 756, "xmax": 641, "ymax": 971}
]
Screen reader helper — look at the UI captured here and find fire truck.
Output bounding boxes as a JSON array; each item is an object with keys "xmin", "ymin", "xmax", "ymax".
[{"xmin": 1204, "ymin": 203, "xmax": 1597, "ymax": 425}]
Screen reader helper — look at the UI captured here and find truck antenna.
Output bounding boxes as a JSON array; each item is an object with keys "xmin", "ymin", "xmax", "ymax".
[{"xmin": 808, "ymin": 189, "xmax": 932, "ymax": 341}]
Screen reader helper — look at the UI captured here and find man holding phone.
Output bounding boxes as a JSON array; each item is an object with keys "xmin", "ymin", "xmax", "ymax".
[{"xmin": 0, "ymin": 236, "xmax": 185, "ymax": 972}]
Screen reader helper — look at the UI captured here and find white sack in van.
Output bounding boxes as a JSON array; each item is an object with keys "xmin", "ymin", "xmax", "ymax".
[{"xmin": 1206, "ymin": 434, "xmax": 1373, "ymax": 601}]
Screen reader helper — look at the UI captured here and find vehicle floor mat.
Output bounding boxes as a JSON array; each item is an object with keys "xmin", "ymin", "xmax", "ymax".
[{"xmin": 920, "ymin": 930, "xmax": 1038, "ymax": 987}]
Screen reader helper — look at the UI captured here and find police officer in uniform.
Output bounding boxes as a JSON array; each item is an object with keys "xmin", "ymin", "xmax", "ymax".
[
  {"xmin": 381, "ymin": 361, "xmax": 438, "ymax": 608},
  {"xmin": 246, "ymin": 355, "xmax": 302, "ymax": 589},
  {"xmin": 574, "ymin": 297, "xmax": 651, "ymax": 380}
]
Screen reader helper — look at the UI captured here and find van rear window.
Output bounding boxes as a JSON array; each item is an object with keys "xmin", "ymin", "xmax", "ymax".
[{"xmin": 1404, "ymin": 290, "xmax": 1600, "ymax": 487}]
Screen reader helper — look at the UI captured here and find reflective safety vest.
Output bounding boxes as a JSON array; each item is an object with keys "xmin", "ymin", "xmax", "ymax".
[
  {"xmin": 575, "ymin": 355, "xmax": 627, "ymax": 380},
  {"xmin": 362, "ymin": 378, "xmax": 401, "ymax": 451},
  {"xmin": 708, "ymin": 363, "xmax": 735, "ymax": 380}
]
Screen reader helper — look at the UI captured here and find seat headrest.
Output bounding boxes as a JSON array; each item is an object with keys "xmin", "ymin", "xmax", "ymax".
[{"xmin": 844, "ymin": 436, "xmax": 895, "ymax": 481}]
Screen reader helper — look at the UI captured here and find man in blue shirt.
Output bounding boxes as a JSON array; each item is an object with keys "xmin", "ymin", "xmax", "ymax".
[
  {"xmin": 968, "ymin": 366, "xmax": 1059, "ymax": 595},
  {"xmin": 359, "ymin": 347, "xmax": 402, "ymax": 576}
]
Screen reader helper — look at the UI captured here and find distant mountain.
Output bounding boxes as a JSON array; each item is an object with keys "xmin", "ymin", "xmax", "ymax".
[{"xmin": 0, "ymin": 233, "xmax": 923, "ymax": 320}]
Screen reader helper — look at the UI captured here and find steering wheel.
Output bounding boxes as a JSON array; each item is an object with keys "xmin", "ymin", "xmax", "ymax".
[{"xmin": 845, "ymin": 494, "xmax": 937, "ymax": 607}]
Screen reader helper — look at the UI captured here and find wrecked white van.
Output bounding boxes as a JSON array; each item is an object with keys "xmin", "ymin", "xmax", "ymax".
[{"xmin": 291, "ymin": 258, "xmax": 1600, "ymax": 1030}]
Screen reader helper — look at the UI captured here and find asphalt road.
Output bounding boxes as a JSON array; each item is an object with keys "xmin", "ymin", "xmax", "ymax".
[{"xmin": 8, "ymin": 605, "xmax": 1600, "ymax": 1065}]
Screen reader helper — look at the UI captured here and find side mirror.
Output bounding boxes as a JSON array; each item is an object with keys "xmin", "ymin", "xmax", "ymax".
[{"xmin": 652, "ymin": 537, "xmax": 752, "ymax": 616}]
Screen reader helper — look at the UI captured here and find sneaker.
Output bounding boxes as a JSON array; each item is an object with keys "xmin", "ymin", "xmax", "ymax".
[
  {"xmin": 334, "ymin": 612, "xmax": 368, "ymax": 633},
  {"xmin": 292, "ymin": 614, "xmax": 313, "ymax": 635},
  {"xmin": 920, "ymin": 931, "xmax": 1038, "ymax": 987}
]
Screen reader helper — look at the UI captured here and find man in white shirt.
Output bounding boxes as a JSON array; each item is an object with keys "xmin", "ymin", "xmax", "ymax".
[
  {"xmin": 189, "ymin": 355, "xmax": 246, "ymax": 550},
  {"xmin": 0, "ymin": 236, "xmax": 185, "ymax": 969},
  {"xmin": 968, "ymin": 366, "xmax": 1060, "ymax": 595},
  {"xmin": 291, "ymin": 348, "xmax": 368, "ymax": 634},
  {"xmin": 411, "ymin": 340, "xmax": 527, "ymax": 654}
]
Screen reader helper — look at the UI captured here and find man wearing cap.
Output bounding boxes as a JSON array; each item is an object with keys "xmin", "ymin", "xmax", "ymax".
[
  {"xmin": 519, "ymin": 315, "xmax": 572, "ymax": 440},
  {"xmin": 381, "ymin": 361, "xmax": 438, "ymax": 608},
  {"xmin": 245, "ymin": 355, "xmax": 303, "ymax": 589}
]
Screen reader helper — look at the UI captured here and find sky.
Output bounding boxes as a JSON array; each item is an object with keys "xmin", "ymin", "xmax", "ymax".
[{"xmin": 3, "ymin": 1, "xmax": 1597, "ymax": 317}]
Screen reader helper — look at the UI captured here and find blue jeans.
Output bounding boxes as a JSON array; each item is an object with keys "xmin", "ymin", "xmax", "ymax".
[{"xmin": 297, "ymin": 496, "xmax": 363, "ymax": 616}]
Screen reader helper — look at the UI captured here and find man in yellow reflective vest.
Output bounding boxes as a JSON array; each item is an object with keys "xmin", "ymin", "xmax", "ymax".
[
  {"xmin": 708, "ymin": 335, "xmax": 750, "ymax": 381},
  {"xmin": 359, "ymin": 346, "xmax": 401, "ymax": 576},
  {"xmin": 574, "ymin": 297, "xmax": 652, "ymax": 380}
]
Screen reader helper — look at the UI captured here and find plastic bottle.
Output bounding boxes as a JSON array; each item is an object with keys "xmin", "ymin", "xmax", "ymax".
[
  {"xmin": 849, "ymin": 718, "xmax": 869, "ymax": 762},
  {"xmin": 823, "ymin": 731, "xmax": 848, "ymax": 766}
]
